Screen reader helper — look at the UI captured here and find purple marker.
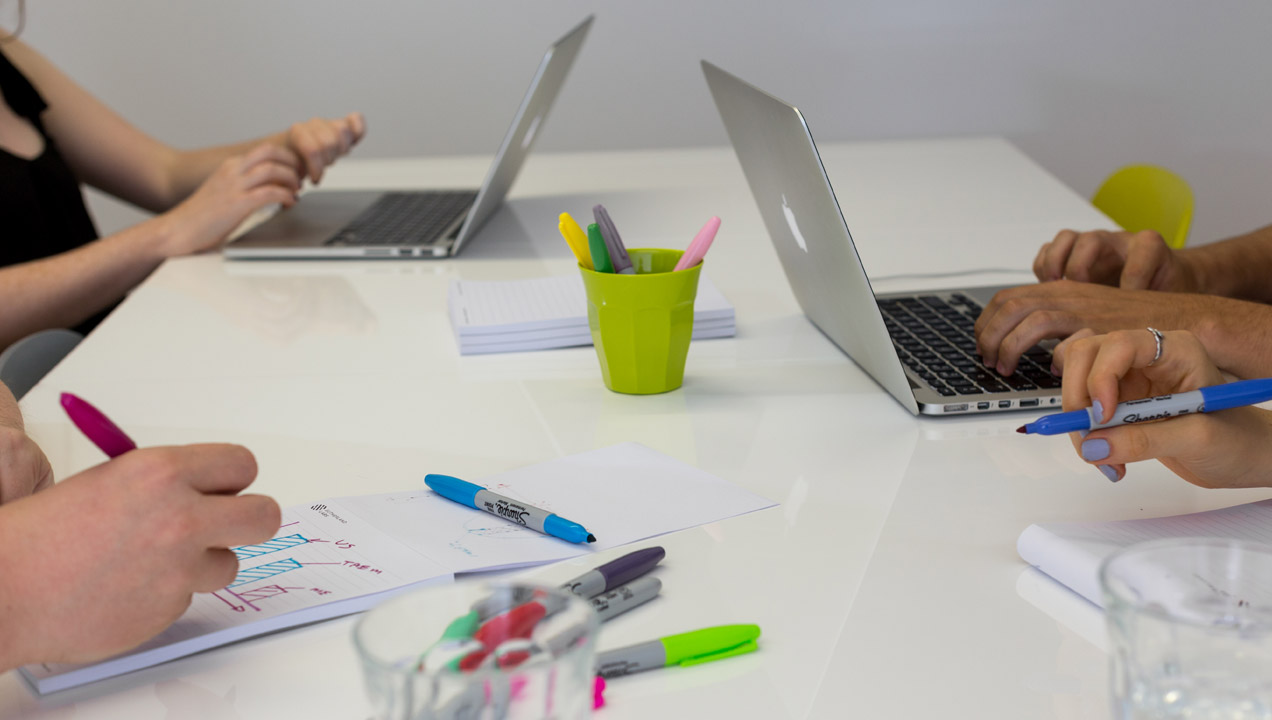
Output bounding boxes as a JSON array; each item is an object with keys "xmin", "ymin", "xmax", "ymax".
[
  {"xmin": 592, "ymin": 204, "xmax": 635, "ymax": 275},
  {"xmin": 60, "ymin": 392, "xmax": 137, "ymax": 458},
  {"xmin": 561, "ymin": 546, "xmax": 665, "ymax": 598}
]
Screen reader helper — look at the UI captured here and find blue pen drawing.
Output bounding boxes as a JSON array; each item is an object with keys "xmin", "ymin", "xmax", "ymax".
[
  {"xmin": 231, "ymin": 533, "xmax": 310, "ymax": 561},
  {"xmin": 228, "ymin": 558, "xmax": 304, "ymax": 588}
]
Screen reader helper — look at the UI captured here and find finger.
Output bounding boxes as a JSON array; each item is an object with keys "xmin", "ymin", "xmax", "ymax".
[
  {"xmin": 973, "ymin": 287, "xmax": 1027, "ymax": 363},
  {"xmin": 243, "ymin": 143, "xmax": 300, "ymax": 172},
  {"xmin": 191, "ymin": 548, "xmax": 241, "ymax": 593},
  {"xmin": 290, "ymin": 128, "xmax": 326, "ymax": 183},
  {"xmin": 346, "ymin": 112, "xmax": 367, "ymax": 143},
  {"xmin": 150, "ymin": 443, "xmax": 259, "ymax": 495},
  {"xmin": 197, "ymin": 493, "xmax": 282, "ymax": 549},
  {"xmin": 1041, "ymin": 230, "xmax": 1079, "ymax": 282},
  {"xmin": 1083, "ymin": 414, "xmax": 1212, "ymax": 466},
  {"xmin": 242, "ymin": 161, "xmax": 302, "ymax": 194},
  {"xmin": 1063, "ymin": 232, "xmax": 1107, "ymax": 283},
  {"xmin": 993, "ymin": 309, "xmax": 1077, "ymax": 375},
  {"xmin": 1119, "ymin": 231, "xmax": 1170, "ymax": 291},
  {"xmin": 1086, "ymin": 329, "xmax": 1158, "ymax": 419},
  {"xmin": 1051, "ymin": 327, "xmax": 1096, "ymax": 374},
  {"xmin": 1060, "ymin": 335, "xmax": 1102, "ymax": 412},
  {"xmin": 316, "ymin": 123, "xmax": 341, "ymax": 165}
]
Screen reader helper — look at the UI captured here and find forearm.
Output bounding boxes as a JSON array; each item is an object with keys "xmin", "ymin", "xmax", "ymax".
[
  {"xmin": 1178, "ymin": 224, "xmax": 1272, "ymax": 302},
  {"xmin": 0, "ymin": 220, "xmax": 172, "ymax": 349}
]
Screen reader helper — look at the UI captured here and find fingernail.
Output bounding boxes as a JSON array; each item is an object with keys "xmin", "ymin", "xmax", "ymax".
[
  {"xmin": 997, "ymin": 363, "xmax": 1008, "ymax": 376},
  {"xmin": 1050, "ymin": 364, "xmax": 1059, "ymax": 376},
  {"xmin": 1098, "ymin": 464, "xmax": 1120, "ymax": 483},
  {"xmin": 1092, "ymin": 399, "xmax": 1105, "ymax": 423},
  {"xmin": 1081, "ymin": 438, "xmax": 1110, "ymax": 461}
]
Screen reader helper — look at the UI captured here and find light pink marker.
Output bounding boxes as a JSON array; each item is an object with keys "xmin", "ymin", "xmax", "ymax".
[{"xmin": 673, "ymin": 216, "xmax": 721, "ymax": 272}]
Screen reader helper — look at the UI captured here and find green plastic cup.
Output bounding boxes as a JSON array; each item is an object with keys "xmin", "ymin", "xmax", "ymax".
[{"xmin": 579, "ymin": 248, "xmax": 702, "ymax": 394}]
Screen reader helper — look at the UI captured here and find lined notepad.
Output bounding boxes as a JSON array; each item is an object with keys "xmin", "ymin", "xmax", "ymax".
[
  {"xmin": 21, "ymin": 443, "xmax": 775, "ymax": 694},
  {"xmin": 447, "ymin": 274, "xmax": 735, "ymax": 355},
  {"xmin": 1017, "ymin": 499, "xmax": 1272, "ymax": 607}
]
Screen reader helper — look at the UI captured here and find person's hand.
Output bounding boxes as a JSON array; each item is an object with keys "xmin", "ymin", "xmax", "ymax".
[
  {"xmin": 972, "ymin": 280, "xmax": 1263, "ymax": 376},
  {"xmin": 1033, "ymin": 229, "xmax": 1201, "ymax": 292},
  {"xmin": 1053, "ymin": 328, "xmax": 1272, "ymax": 487},
  {"xmin": 283, "ymin": 112, "xmax": 366, "ymax": 185},
  {"xmin": 156, "ymin": 143, "xmax": 303, "ymax": 257},
  {"xmin": 0, "ymin": 426, "xmax": 53, "ymax": 504},
  {"xmin": 0, "ymin": 444, "xmax": 280, "ymax": 670}
]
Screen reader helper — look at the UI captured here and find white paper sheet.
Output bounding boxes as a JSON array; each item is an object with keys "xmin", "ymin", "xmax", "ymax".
[
  {"xmin": 1017, "ymin": 499, "xmax": 1272, "ymax": 607},
  {"xmin": 339, "ymin": 442, "xmax": 777, "ymax": 574}
]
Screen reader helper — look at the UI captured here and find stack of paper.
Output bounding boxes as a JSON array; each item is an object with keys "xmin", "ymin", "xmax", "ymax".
[
  {"xmin": 22, "ymin": 443, "xmax": 775, "ymax": 693},
  {"xmin": 447, "ymin": 274, "xmax": 736, "ymax": 355},
  {"xmin": 1017, "ymin": 499, "xmax": 1272, "ymax": 607}
]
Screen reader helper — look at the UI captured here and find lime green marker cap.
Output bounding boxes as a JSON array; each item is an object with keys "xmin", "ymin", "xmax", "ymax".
[{"xmin": 661, "ymin": 624, "xmax": 761, "ymax": 667}]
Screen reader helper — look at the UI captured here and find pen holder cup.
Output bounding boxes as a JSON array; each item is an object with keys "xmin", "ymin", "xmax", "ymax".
[
  {"xmin": 579, "ymin": 249, "xmax": 702, "ymax": 394},
  {"xmin": 354, "ymin": 581, "xmax": 600, "ymax": 720}
]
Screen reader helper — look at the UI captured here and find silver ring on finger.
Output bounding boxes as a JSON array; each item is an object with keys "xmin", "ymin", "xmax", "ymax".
[{"xmin": 1146, "ymin": 327, "xmax": 1164, "ymax": 366}]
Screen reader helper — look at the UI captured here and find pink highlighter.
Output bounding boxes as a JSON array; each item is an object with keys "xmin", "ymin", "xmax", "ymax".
[{"xmin": 673, "ymin": 216, "xmax": 721, "ymax": 272}]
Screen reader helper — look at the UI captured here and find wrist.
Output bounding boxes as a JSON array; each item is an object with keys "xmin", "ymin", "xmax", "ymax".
[
  {"xmin": 1175, "ymin": 247, "xmax": 1222, "ymax": 295},
  {"xmin": 0, "ymin": 506, "xmax": 33, "ymax": 671}
]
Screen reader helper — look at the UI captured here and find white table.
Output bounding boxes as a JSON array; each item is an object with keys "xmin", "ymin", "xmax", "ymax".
[{"xmin": 4, "ymin": 139, "xmax": 1267, "ymax": 719}]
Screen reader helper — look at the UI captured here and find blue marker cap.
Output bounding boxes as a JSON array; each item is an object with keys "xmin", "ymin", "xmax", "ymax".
[{"xmin": 424, "ymin": 474, "xmax": 482, "ymax": 509}]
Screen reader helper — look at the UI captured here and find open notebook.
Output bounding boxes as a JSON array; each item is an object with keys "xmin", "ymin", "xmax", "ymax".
[
  {"xmin": 447, "ymin": 274, "xmax": 736, "ymax": 355},
  {"xmin": 21, "ymin": 443, "xmax": 775, "ymax": 694},
  {"xmin": 1017, "ymin": 498, "xmax": 1272, "ymax": 607}
]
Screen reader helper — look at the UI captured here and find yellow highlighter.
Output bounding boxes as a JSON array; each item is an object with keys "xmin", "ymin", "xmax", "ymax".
[{"xmin": 559, "ymin": 212, "xmax": 594, "ymax": 270}]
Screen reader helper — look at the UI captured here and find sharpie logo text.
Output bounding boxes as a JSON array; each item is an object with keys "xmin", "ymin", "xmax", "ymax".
[{"xmin": 488, "ymin": 500, "xmax": 531, "ymax": 526}]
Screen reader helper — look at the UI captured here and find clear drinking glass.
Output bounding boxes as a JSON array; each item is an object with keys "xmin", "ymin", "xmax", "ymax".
[
  {"xmin": 1100, "ymin": 538, "xmax": 1272, "ymax": 720},
  {"xmin": 353, "ymin": 582, "xmax": 599, "ymax": 720}
]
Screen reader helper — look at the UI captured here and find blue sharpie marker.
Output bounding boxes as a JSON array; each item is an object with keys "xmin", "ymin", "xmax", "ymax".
[
  {"xmin": 1017, "ymin": 378, "xmax": 1272, "ymax": 436},
  {"xmin": 425, "ymin": 473, "xmax": 596, "ymax": 544}
]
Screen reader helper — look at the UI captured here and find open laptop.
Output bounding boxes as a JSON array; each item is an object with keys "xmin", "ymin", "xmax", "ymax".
[
  {"xmin": 225, "ymin": 16, "xmax": 592, "ymax": 260},
  {"xmin": 701, "ymin": 61, "xmax": 1062, "ymax": 416}
]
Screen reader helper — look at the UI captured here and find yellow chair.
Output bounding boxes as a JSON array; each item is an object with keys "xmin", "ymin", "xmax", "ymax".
[{"xmin": 1091, "ymin": 164, "xmax": 1194, "ymax": 249}]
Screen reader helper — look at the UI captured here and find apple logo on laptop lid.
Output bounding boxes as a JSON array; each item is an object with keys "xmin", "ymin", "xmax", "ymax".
[{"xmin": 781, "ymin": 194, "xmax": 809, "ymax": 252}]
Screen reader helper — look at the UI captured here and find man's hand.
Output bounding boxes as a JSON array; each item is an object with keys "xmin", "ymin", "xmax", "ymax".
[
  {"xmin": 0, "ymin": 444, "xmax": 280, "ymax": 670},
  {"xmin": 1033, "ymin": 229, "xmax": 1201, "ymax": 291},
  {"xmin": 973, "ymin": 280, "xmax": 1272, "ymax": 378}
]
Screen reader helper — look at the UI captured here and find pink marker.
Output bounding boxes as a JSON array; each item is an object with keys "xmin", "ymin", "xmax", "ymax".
[
  {"xmin": 673, "ymin": 216, "xmax": 721, "ymax": 271},
  {"xmin": 60, "ymin": 392, "xmax": 137, "ymax": 458}
]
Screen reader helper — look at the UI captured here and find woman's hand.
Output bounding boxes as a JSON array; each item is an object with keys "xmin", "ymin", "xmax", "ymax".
[
  {"xmin": 1053, "ymin": 328, "xmax": 1272, "ymax": 487},
  {"xmin": 155, "ymin": 143, "xmax": 302, "ymax": 257},
  {"xmin": 283, "ymin": 112, "xmax": 366, "ymax": 185}
]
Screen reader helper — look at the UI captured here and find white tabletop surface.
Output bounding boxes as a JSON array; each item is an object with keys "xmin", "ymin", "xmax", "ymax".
[{"xmin": 4, "ymin": 138, "xmax": 1269, "ymax": 719}]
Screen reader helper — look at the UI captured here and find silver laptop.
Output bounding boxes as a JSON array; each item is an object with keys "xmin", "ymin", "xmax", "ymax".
[
  {"xmin": 225, "ymin": 16, "xmax": 592, "ymax": 260},
  {"xmin": 701, "ymin": 61, "xmax": 1061, "ymax": 416}
]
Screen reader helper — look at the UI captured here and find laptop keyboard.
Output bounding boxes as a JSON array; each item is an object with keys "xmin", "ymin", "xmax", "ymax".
[
  {"xmin": 325, "ymin": 191, "xmax": 478, "ymax": 246},
  {"xmin": 877, "ymin": 294, "xmax": 1060, "ymax": 398}
]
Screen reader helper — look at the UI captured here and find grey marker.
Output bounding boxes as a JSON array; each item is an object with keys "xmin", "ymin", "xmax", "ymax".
[
  {"xmin": 590, "ymin": 576, "xmax": 661, "ymax": 623},
  {"xmin": 596, "ymin": 639, "xmax": 667, "ymax": 678},
  {"xmin": 561, "ymin": 546, "xmax": 666, "ymax": 599}
]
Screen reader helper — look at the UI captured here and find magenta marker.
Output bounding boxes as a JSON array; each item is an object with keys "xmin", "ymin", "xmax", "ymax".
[{"xmin": 60, "ymin": 392, "xmax": 137, "ymax": 457}]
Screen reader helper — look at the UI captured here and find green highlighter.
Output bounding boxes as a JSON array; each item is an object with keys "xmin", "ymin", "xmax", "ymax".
[
  {"xmin": 587, "ymin": 223, "xmax": 614, "ymax": 273},
  {"xmin": 416, "ymin": 609, "xmax": 481, "ymax": 671},
  {"xmin": 595, "ymin": 624, "xmax": 761, "ymax": 678}
]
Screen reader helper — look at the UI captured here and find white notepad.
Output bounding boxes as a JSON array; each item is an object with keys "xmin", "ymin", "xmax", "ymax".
[
  {"xmin": 1017, "ymin": 498, "xmax": 1272, "ymax": 607},
  {"xmin": 447, "ymin": 274, "xmax": 735, "ymax": 355},
  {"xmin": 22, "ymin": 443, "xmax": 775, "ymax": 694}
]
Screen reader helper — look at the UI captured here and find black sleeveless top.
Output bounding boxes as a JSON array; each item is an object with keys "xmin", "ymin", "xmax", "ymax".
[{"xmin": 0, "ymin": 47, "xmax": 106, "ymax": 333}]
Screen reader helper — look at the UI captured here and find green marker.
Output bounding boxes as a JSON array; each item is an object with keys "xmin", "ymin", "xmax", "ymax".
[
  {"xmin": 587, "ymin": 223, "xmax": 614, "ymax": 273},
  {"xmin": 595, "ymin": 624, "xmax": 761, "ymax": 678}
]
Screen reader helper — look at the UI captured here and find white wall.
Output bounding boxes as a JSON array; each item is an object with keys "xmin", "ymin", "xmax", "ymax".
[{"xmin": 21, "ymin": 0, "xmax": 1272, "ymax": 245}]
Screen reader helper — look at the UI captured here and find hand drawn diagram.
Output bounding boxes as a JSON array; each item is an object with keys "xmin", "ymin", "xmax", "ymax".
[{"xmin": 210, "ymin": 520, "xmax": 366, "ymax": 613}]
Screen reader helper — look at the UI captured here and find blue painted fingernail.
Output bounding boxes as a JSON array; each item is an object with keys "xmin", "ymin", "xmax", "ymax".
[
  {"xmin": 1098, "ymin": 464, "xmax": 1120, "ymax": 483},
  {"xmin": 1091, "ymin": 399, "xmax": 1104, "ymax": 423},
  {"xmin": 1081, "ymin": 438, "xmax": 1110, "ymax": 461}
]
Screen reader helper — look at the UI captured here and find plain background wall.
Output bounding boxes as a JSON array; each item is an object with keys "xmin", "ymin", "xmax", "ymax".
[{"xmin": 17, "ymin": 0, "xmax": 1272, "ymax": 246}]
